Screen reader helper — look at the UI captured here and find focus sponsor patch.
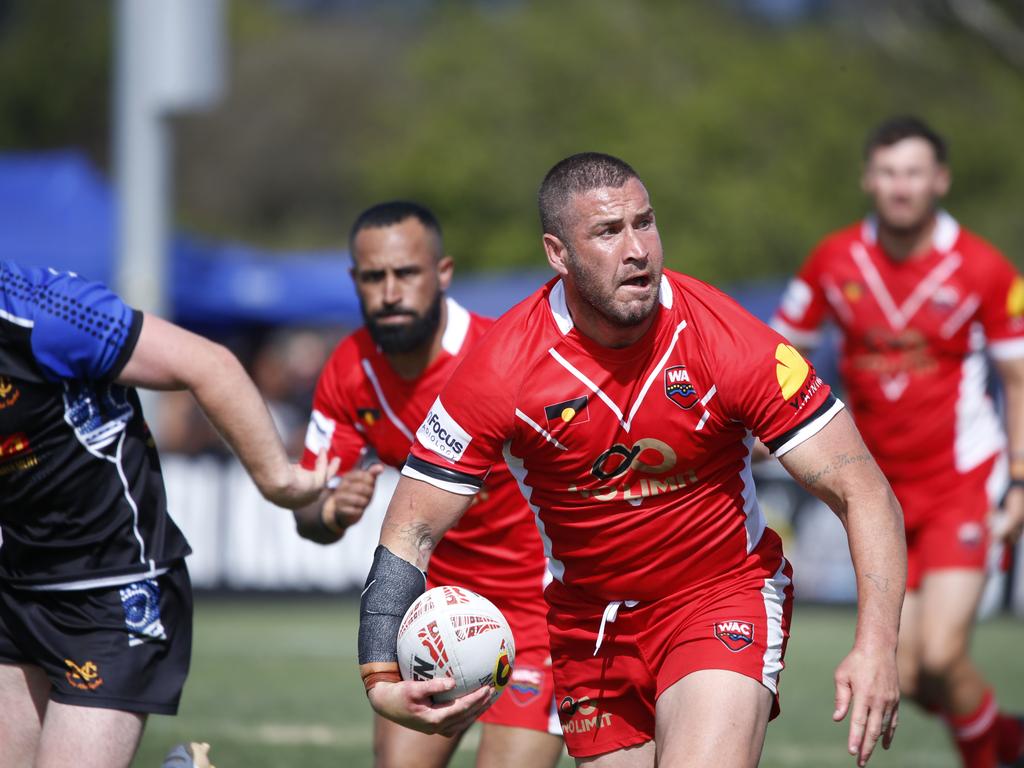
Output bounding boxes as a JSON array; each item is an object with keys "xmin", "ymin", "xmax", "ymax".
[
  {"xmin": 416, "ymin": 397, "xmax": 472, "ymax": 463},
  {"xmin": 304, "ymin": 409, "xmax": 336, "ymax": 454},
  {"xmin": 714, "ymin": 619, "xmax": 754, "ymax": 652}
]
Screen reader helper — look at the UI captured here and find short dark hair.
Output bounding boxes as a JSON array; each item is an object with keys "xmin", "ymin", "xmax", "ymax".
[
  {"xmin": 538, "ymin": 152, "xmax": 640, "ymax": 241},
  {"xmin": 864, "ymin": 116, "xmax": 948, "ymax": 164},
  {"xmin": 348, "ymin": 200, "xmax": 443, "ymax": 257}
]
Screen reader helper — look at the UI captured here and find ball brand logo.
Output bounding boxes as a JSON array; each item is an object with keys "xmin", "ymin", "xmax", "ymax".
[
  {"xmin": 418, "ymin": 620, "xmax": 450, "ymax": 668},
  {"xmin": 714, "ymin": 620, "xmax": 755, "ymax": 652},
  {"xmin": 411, "ymin": 654, "xmax": 435, "ymax": 681},
  {"xmin": 493, "ymin": 643, "xmax": 513, "ymax": 690},
  {"xmin": 416, "ymin": 398, "xmax": 472, "ymax": 463},
  {"xmin": 664, "ymin": 365, "xmax": 698, "ymax": 410}
]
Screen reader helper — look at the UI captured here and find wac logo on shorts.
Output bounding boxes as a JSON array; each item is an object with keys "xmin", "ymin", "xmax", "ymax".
[
  {"xmin": 664, "ymin": 365, "xmax": 698, "ymax": 410},
  {"xmin": 714, "ymin": 620, "xmax": 755, "ymax": 652},
  {"xmin": 416, "ymin": 397, "xmax": 472, "ymax": 463}
]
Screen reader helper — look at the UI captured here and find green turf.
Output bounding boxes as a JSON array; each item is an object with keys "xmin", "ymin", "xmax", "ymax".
[{"xmin": 134, "ymin": 598, "xmax": 1024, "ymax": 767}]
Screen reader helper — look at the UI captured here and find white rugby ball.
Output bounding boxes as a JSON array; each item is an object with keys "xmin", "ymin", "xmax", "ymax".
[{"xmin": 397, "ymin": 585, "xmax": 515, "ymax": 703}]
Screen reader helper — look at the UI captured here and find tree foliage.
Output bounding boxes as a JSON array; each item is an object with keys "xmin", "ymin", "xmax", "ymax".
[{"xmin": 1, "ymin": 0, "xmax": 1022, "ymax": 281}]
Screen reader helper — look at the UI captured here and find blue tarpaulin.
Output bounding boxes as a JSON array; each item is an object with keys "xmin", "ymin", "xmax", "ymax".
[{"xmin": 0, "ymin": 150, "xmax": 795, "ymax": 332}]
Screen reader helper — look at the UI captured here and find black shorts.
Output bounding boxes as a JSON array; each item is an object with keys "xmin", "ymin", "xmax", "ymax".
[{"xmin": 0, "ymin": 560, "xmax": 193, "ymax": 715}]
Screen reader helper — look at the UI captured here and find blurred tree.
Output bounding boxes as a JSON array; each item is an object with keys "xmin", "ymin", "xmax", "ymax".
[{"xmin": 0, "ymin": 0, "xmax": 111, "ymax": 159}]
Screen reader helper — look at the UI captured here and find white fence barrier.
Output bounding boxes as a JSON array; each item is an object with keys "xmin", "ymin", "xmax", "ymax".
[{"xmin": 163, "ymin": 455, "xmax": 1024, "ymax": 615}]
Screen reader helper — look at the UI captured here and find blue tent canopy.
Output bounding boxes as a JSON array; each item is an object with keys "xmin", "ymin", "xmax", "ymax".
[{"xmin": 0, "ymin": 150, "xmax": 798, "ymax": 336}]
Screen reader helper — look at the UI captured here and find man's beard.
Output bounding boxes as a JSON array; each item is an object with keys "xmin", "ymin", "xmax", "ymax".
[
  {"xmin": 363, "ymin": 292, "xmax": 444, "ymax": 355},
  {"xmin": 565, "ymin": 246, "xmax": 660, "ymax": 328}
]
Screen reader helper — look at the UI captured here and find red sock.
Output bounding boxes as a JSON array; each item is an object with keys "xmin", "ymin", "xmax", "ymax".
[
  {"xmin": 945, "ymin": 689, "xmax": 999, "ymax": 768},
  {"xmin": 996, "ymin": 712, "xmax": 1024, "ymax": 764}
]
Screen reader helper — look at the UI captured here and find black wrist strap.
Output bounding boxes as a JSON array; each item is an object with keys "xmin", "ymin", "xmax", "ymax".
[{"xmin": 358, "ymin": 545, "xmax": 426, "ymax": 666}]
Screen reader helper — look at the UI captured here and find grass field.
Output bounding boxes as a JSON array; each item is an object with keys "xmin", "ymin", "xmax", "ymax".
[{"xmin": 134, "ymin": 597, "xmax": 1024, "ymax": 767}]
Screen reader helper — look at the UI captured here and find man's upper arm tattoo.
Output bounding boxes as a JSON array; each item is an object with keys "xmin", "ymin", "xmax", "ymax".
[{"xmin": 799, "ymin": 451, "xmax": 873, "ymax": 488}]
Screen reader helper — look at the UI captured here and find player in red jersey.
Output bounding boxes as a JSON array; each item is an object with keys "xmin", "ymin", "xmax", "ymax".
[
  {"xmin": 772, "ymin": 116, "xmax": 1024, "ymax": 768},
  {"xmin": 293, "ymin": 202, "xmax": 564, "ymax": 768},
  {"xmin": 356, "ymin": 154, "xmax": 906, "ymax": 768}
]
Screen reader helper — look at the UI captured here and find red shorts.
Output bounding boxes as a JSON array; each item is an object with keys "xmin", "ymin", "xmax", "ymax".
[
  {"xmin": 425, "ymin": 577, "xmax": 557, "ymax": 735},
  {"xmin": 890, "ymin": 455, "xmax": 1003, "ymax": 590},
  {"xmin": 545, "ymin": 532, "xmax": 793, "ymax": 758}
]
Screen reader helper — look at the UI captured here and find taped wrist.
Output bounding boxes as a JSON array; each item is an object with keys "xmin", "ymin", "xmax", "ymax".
[{"xmin": 358, "ymin": 545, "xmax": 426, "ymax": 690}]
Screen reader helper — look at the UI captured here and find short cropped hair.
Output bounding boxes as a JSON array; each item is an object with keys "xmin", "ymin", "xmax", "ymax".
[
  {"xmin": 864, "ymin": 116, "xmax": 948, "ymax": 164},
  {"xmin": 538, "ymin": 152, "xmax": 640, "ymax": 242},
  {"xmin": 348, "ymin": 200, "xmax": 443, "ymax": 258}
]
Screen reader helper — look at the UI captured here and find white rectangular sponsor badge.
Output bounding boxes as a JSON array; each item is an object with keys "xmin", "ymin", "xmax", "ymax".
[{"xmin": 417, "ymin": 397, "xmax": 473, "ymax": 463}]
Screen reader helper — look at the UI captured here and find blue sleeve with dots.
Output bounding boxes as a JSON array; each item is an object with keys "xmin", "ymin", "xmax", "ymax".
[{"xmin": 0, "ymin": 261, "xmax": 143, "ymax": 383}]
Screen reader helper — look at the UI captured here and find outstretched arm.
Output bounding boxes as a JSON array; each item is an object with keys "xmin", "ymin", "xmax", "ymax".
[
  {"xmin": 778, "ymin": 409, "xmax": 905, "ymax": 767},
  {"xmin": 117, "ymin": 312, "xmax": 338, "ymax": 509}
]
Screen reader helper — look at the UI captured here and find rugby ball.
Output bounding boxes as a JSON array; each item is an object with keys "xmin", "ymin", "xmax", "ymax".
[{"xmin": 397, "ymin": 585, "xmax": 515, "ymax": 703}]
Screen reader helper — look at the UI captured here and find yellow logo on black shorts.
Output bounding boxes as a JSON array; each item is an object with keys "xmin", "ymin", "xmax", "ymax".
[{"xmin": 64, "ymin": 659, "xmax": 104, "ymax": 691}]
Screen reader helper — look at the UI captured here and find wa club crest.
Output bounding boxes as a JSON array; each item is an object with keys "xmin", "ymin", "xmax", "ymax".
[{"xmin": 665, "ymin": 365, "xmax": 698, "ymax": 410}]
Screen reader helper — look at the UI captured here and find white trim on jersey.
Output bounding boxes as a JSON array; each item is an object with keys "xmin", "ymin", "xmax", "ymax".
[
  {"xmin": 695, "ymin": 384, "xmax": 718, "ymax": 432},
  {"xmin": 940, "ymin": 293, "xmax": 981, "ymax": 339},
  {"xmin": 0, "ymin": 307, "xmax": 34, "ymax": 327},
  {"xmin": 820, "ymin": 274, "xmax": 855, "ymax": 326},
  {"xmin": 514, "ymin": 409, "xmax": 567, "ymax": 451},
  {"xmin": 760, "ymin": 556, "xmax": 791, "ymax": 694},
  {"xmin": 502, "ymin": 441, "xmax": 566, "ymax": 583},
  {"xmin": 441, "ymin": 297, "xmax": 471, "ymax": 355},
  {"xmin": 304, "ymin": 408, "xmax": 336, "ymax": 456},
  {"xmin": 955, "ymin": 327, "xmax": 1004, "ymax": 472},
  {"xmin": 850, "ymin": 242, "xmax": 962, "ymax": 332},
  {"xmin": 548, "ymin": 281, "xmax": 574, "ymax": 335},
  {"xmin": 547, "ymin": 276, "xmax": 675, "ymax": 336},
  {"xmin": 20, "ymin": 564, "xmax": 170, "ymax": 592},
  {"xmin": 400, "ymin": 463, "xmax": 479, "ymax": 496},
  {"xmin": 769, "ymin": 317, "xmax": 822, "ymax": 350},
  {"xmin": 989, "ymin": 337, "xmax": 1024, "ymax": 361},
  {"xmin": 547, "ymin": 320, "xmax": 689, "ymax": 433},
  {"xmin": 361, "ymin": 358, "xmax": 415, "ymax": 442},
  {"xmin": 861, "ymin": 210, "xmax": 960, "ymax": 252},
  {"xmin": 773, "ymin": 398, "xmax": 846, "ymax": 457},
  {"xmin": 740, "ymin": 432, "xmax": 766, "ymax": 553}
]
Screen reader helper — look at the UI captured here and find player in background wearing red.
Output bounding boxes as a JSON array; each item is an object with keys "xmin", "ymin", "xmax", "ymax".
[
  {"xmin": 357, "ymin": 153, "xmax": 906, "ymax": 768},
  {"xmin": 293, "ymin": 202, "xmax": 564, "ymax": 768},
  {"xmin": 772, "ymin": 116, "xmax": 1024, "ymax": 768}
]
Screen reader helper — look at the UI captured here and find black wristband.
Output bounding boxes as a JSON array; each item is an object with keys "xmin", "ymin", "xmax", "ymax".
[
  {"xmin": 358, "ymin": 546, "xmax": 426, "ymax": 666},
  {"xmin": 1009, "ymin": 478, "xmax": 1024, "ymax": 490}
]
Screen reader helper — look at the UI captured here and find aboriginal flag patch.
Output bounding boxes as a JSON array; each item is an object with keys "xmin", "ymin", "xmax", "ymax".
[{"xmin": 544, "ymin": 396, "xmax": 590, "ymax": 430}]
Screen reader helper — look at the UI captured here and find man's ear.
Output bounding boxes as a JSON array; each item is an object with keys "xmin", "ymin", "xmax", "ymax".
[
  {"xmin": 543, "ymin": 233, "xmax": 570, "ymax": 277},
  {"xmin": 437, "ymin": 255, "xmax": 454, "ymax": 291}
]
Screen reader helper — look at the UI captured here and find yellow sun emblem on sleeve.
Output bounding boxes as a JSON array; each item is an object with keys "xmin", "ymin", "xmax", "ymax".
[
  {"xmin": 775, "ymin": 343, "xmax": 810, "ymax": 400},
  {"xmin": 1007, "ymin": 277, "xmax": 1024, "ymax": 319}
]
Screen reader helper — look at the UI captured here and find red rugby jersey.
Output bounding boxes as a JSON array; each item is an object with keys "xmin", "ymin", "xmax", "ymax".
[
  {"xmin": 403, "ymin": 271, "xmax": 839, "ymax": 602},
  {"xmin": 772, "ymin": 212, "xmax": 1024, "ymax": 483},
  {"xmin": 301, "ymin": 299, "xmax": 548, "ymax": 617}
]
